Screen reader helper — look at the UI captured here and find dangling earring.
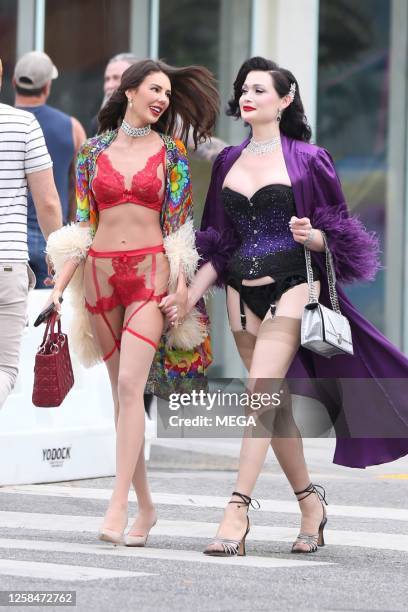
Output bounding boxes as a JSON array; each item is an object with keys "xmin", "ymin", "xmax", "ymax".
[
  {"xmin": 128, "ymin": 98, "xmax": 133, "ymax": 109},
  {"xmin": 277, "ymin": 108, "xmax": 282, "ymax": 123}
]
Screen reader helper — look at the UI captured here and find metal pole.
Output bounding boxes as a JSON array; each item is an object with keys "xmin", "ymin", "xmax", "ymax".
[
  {"xmin": 34, "ymin": 0, "xmax": 46, "ymax": 51},
  {"xmin": 149, "ymin": 0, "xmax": 160, "ymax": 59}
]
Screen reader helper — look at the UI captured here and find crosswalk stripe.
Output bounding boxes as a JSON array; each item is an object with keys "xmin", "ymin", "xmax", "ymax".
[
  {"xmin": 0, "ymin": 559, "xmax": 152, "ymax": 581},
  {"xmin": 1, "ymin": 484, "xmax": 407, "ymax": 522},
  {"xmin": 0, "ymin": 538, "xmax": 332, "ymax": 569},
  {"xmin": 1, "ymin": 511, "xmax": 407, "ymax": 553}
]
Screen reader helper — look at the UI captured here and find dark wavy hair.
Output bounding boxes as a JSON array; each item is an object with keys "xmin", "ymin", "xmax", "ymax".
[
  {"xmin": 98, "ymin": 59, "xmax": 219, "ymax": 148},
  {"xmin": 227, "ymin": 56, "xmax": 312, "ymax": 143}
]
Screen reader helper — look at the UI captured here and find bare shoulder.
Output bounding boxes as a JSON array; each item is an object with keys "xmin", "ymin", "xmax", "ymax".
[{"xmin": 71, "ymin": 116, "xmax": 87, "ymax": 150}]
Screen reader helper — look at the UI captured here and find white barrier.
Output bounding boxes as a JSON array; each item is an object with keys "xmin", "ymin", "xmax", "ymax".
[{"xmin": 0, "ymin": 289, "xmax": 155, "ymax": 486}]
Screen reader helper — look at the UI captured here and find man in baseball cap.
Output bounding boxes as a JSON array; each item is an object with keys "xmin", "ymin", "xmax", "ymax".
[
  {"xmin": 14, "ymin": 51, "xmax": 58, "ymax": 91},
  {"xmin": 13, "ymin": 51, "xmax": 86, "ymax": 288}
]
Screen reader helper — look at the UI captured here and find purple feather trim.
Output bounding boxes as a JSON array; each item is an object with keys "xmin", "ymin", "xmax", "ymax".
[
  {"xmin": 312, "ymin": 206, "xmax": 381, "ymax": 283},
  {"xmin": 196, "ymin": 227, "xmax": 240, "ymax": 288}
]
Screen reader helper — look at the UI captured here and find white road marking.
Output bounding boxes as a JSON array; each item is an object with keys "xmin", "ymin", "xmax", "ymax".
[
  {"xmin": 0, "ymin": 538, "xmax": 331, "ymax": 569},
  {"xmin": 2, "ymin": 484, "xmax": 407, "ymax": 522},
  {"xmin": 0, "ymin": 559, "xmax": 152, "ymax": 581},
  {"xmin": 1, "ymin": 511, "xmax": 407, "ymax": 553}
]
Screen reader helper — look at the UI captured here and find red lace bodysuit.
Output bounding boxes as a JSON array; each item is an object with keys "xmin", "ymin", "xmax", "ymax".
[{"xmin": 84, "ymin": 146, "xmax": 169, "ymax": 360}]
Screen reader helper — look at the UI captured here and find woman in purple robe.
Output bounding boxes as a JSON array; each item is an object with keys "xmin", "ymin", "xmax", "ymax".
[{"xmin": 161, "ymin": 56, "xmax": 408, "ymax": 556}]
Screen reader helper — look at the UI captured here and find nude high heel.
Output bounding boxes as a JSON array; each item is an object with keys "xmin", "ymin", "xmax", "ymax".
[
  {"xmin": 98, "ymin": 509, "xmax": 128, "ymax": 545},
  {"xmin": 98, "ymin": 527, "xmax": 126, "ymax": 545},
  {"xmin": 125, "ymin": 520, "xmax": 157, "ymax": 547}
]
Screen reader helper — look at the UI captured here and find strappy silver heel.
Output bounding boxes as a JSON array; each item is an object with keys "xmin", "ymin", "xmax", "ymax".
[
  {"xmin": 203, "ymin": 491, "xmax": 260, "ymax": 557},
  {"xmin": 291, "ymin": 483, "xmax": 328, "ymax": 553}
]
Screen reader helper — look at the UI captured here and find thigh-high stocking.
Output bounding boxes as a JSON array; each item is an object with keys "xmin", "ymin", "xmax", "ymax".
[{"xmin": 206, "ymin": 281, "xmax": 322, "ymax": 552}]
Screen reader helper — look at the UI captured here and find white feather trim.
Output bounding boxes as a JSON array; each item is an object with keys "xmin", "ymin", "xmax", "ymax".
[
  {"xmin": 69, "ymin": 301, "xmax": 102, "ymax": 368},
  {"xmin": 163, "ymin": 220, "xmax": 209, "ymax": 350},
  {"xmin": 46, "ymin": 224, "xmax": 102, "ymax": 368},
  {"xmin": 163, "ymin": 219, "xmax": 199, "ymax": 291},
  {"xmin": 46, "ymin": 224, "xmax": 93, "ymax": 267},
  {"xmin": 165, "ymin": 307, "xmax": 208, "ymax": 350}
]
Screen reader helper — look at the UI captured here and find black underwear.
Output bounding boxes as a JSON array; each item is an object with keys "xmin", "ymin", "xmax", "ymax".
[{"xmin": 227, "ymin": 273, "xmax": 318, "ymax": 329}]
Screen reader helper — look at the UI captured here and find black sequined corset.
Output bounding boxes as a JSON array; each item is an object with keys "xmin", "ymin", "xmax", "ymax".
[{"xmin": 222, "ymin": 184, "xmax": 320, "ymax": 284}]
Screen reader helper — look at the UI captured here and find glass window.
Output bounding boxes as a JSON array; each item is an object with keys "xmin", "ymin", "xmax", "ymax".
[
  {"xmin": 0, "ymin": 0, "xmax": 18, "ymax": 105},
  {"xmin": 317, "ymin": 0, "xmax": 391, "ymax": 331},
  {"xmin": 45, "ymin": 0, "xmax": 131, "ymax": 135},
  {"xmin": 159, "ymin": 0, "xmax": 251, "ymax": 215},
  {"xmin": 159, "ymin": 0, "xmax": 251, "ymax": 377},
  {"xmin": 159, "ymin": 0, "xmax": 221, "ymax": 75}
]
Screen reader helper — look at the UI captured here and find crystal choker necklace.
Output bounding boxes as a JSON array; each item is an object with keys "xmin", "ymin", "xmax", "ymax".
[
  {"xmin": 120, "ymin": 119, "xmax": 151, "ymax": 138},
  {"xmin": 246, "ymin": 135, "xmax": 281, "ymax": 155}
]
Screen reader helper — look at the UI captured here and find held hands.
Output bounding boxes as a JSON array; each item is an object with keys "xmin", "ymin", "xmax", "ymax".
[
  {"xmin": 289, "ymin": 216, "xmax": 315, "ymax": 248},
  {"xmin": 158, "ymin": 286, "xmax": 189, "ymax": 328},
  {"xmin": 158, "ymin": 264, "xmax": 189, "ymax": 327}
]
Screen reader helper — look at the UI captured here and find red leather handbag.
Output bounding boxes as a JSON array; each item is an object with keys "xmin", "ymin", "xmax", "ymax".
[{"xmin": 32, "ymin": 313, "xmax": 74, "ymax": 407}]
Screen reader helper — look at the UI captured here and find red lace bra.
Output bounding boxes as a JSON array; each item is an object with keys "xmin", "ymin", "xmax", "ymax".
[{"xmin": 92, "ymin": 146, "xmax": 166, "ymax": 213}]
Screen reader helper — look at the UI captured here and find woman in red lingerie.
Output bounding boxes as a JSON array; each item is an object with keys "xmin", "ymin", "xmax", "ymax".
[{"xmin": 44, "ymin": 60, "xmax": 218, "ymax": 546}]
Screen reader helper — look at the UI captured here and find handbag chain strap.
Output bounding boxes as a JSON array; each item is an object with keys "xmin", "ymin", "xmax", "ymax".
[{"xmin": 304, "ymin": 230, "xmax": 341, "ymax": 314}]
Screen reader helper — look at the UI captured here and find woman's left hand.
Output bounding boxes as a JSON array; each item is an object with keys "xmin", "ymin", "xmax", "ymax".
[
  {"xmin": 158, "ymin": 289, "xmax": 188, "ymax": 327},
  {"xmin": 289, "ymin": 216, "xmax": 313, "ymax": 244}
]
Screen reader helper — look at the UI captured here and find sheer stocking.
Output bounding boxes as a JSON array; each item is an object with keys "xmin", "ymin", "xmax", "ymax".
[
  {"xmin": 227, "ymin": 285, "xmax": 259, "ymax": 371},
  {"xmin": 87, "ymin": 297, "xmax": 164, "ymax": 534},
  {"xmin": 208, "ymin": 281, "xmax": 322, "ymax": 551}
]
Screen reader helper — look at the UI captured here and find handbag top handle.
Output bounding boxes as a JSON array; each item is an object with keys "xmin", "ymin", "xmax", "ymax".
[
  {"xmin": 304, "ymin": 231, "xmax": 341, "ymax": 314},
  {"xmin": 39, "ymin": 311, "xmax": 62, "ymax": 347}
]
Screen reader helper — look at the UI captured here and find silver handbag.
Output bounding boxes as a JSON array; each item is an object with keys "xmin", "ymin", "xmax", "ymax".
[{"xmin": 301, "ymin": 232, "xmax": 353, "ymax": 358}]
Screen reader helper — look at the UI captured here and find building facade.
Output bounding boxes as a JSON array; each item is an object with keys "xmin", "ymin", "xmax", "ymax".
[{"xmin": 1, "ymin": 0, "xmax": 407, "ymax": 376}]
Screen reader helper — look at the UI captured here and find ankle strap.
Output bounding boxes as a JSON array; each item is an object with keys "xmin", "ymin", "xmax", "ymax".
[
  {"xmin": 229, "ymin": 491, "xmax": 260, "ymax": 509},
  {"xmin": 294, "ymin": 483, "xmax": 328, "ymax": 506}
]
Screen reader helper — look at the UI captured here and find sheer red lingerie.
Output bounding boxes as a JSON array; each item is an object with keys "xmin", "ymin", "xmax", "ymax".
[
  {"xmin": 92, "ymin": 146, "xmax": 165, "ymax": 213},
  {"xmin": 84, "ymin": 245, "xmax": 169, "ymax": 360}
]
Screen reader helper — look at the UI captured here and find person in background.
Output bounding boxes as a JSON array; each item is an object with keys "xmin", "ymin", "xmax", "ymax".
[
  {"xmin": 0, "ymin": 57, "xmax": 62, "ymax": 408},
  {"xmin": 89, "ymin": 53, "xmax": 139, "ymax": 136},
  {"xmin": 14, "ymin": 51, "xmax": 86, "ymax": 288}
]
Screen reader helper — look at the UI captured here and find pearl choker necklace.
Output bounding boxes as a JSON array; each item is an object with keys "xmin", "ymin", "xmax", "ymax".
[
  {"xmin": 245, "ymin": 135, "xmax": 281, "ymax": 155},
  {"xmin": 120, "ymin": 119, "xmax": 151, "ymax": 138}
]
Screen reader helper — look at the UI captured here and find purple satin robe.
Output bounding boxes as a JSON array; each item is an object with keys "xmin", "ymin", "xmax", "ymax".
[{"xmin": 197, "ymin": 134, "xmax": 408, "ymax": 469}]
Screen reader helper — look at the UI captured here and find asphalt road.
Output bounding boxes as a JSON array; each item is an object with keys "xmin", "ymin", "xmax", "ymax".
[{"xmin": 0, "ymin": 438, "xmax": 407, "ymax": 612}]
